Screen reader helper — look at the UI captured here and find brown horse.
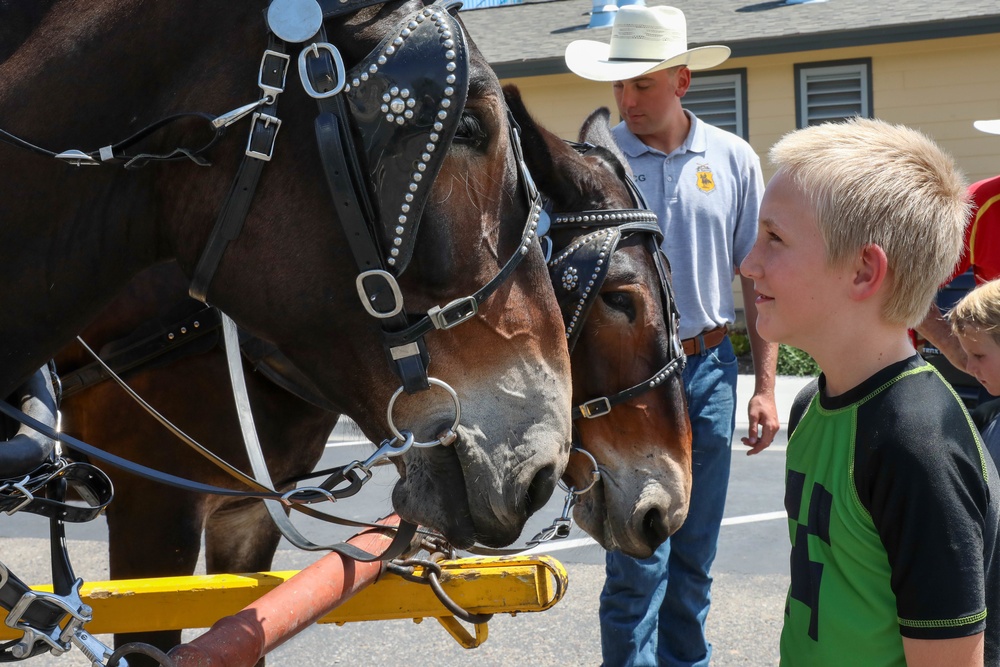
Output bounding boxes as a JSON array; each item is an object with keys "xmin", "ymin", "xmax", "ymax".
[
  {"xmin": 0, "ymin": 0, "xmax": 575, "ymax": 550},
  {"xmin": 49, "ymin": 89, "xmax": 691, "ymax": 654},
  {"xmin": 505, "ymin": 90, "xmax": 692, "ymax": 555}
]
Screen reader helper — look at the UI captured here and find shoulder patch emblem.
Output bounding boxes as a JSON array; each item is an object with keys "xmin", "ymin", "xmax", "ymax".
[{"xmin": 696, "ymin": 164, "xmax": 715, "ymax": 194}]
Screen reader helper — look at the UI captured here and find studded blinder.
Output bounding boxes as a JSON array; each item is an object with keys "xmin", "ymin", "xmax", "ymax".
[
  {"xmin": 548, "ymin": 226, "xmax": 623, "ymax": 351},
  {"xmin": 343, "ymin": 3, "xmax": 470, "ymax": 274}
]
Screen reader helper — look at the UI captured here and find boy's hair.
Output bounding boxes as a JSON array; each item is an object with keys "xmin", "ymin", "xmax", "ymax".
[
  {"xmin": 769, "ymin": 117, "xmax": 970, "ymax": 328},
  {"xmin": 949, "ymin": 279, "xmax": 1000, "ymax": 344}
]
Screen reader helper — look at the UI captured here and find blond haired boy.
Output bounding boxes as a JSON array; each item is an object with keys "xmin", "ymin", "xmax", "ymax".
[
  {"xmin": 949, "ymin": 279, "xmax": 1000, "ymax": 464},
  {"xmin": 741, "ymin": 117, "xmax": 1000, "ymax": 667}
]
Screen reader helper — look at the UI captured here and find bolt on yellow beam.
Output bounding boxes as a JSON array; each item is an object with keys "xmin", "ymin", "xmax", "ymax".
[{"xmin": 0, "ymin": 555, "xmax": 567, "ymax": 639}]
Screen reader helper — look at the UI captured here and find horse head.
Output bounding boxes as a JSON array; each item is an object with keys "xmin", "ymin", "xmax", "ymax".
[
  {"xmin": 506, "ymin": 87, "xmax": 693, "ymax": 557},
  {"xmin": 0, "ymin": 1, "xmax": 571, "ymax": 548}
]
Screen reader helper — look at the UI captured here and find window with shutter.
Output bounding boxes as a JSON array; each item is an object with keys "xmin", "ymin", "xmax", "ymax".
[
  {"xmin": 685, "ymin": 70, "xmax": 748, "ymax": 140},
  {"xmin": 795, "ymin": 59, "xmax": 872, "ymax": 128}
]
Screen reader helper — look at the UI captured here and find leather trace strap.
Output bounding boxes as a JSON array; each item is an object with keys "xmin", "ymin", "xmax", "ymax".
[
  {"xmin": 58, "ymin": 304, "xmax": 221, "ymax": 399},
  {"xmin": 219, "ymin": 310, "xmax": 418, "ymax": 557},
  {"xmin": 0, "ymin": 391, "xmax": 419, "ymax": 563}
]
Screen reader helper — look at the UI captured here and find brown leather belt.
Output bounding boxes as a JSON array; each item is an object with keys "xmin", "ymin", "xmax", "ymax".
[{"xmin": 682, "ymin": 325, "xmax": 728, "ymax": 356}]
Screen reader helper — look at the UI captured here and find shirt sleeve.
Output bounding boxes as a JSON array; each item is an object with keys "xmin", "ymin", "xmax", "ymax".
[
  {"xmin": 733, "ymin": 149, "xmax": 764, "ymax": 268},
  {"xmin": 856, "ymin": 385, "xmax": 990, "ymax": 640}
]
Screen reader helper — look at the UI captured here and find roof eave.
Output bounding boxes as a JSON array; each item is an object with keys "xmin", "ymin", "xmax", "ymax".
[{"xmin": 493, "ymin": 16, "xmax": 1000, "ymax": 78}]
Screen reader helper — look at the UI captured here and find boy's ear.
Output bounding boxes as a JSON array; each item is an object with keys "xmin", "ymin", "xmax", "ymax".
[{"xmin": 849, "ymin": 244, "xmax": 889, "ymax": 302}]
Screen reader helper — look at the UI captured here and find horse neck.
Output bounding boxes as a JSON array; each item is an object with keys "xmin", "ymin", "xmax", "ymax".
[
  {"xmin": 0, "ymin": 184, "xmax": 161, "ymax": 396},
  {"xmin": 0, "ymin": 0, "xmax": 262, "ymax": 396}
]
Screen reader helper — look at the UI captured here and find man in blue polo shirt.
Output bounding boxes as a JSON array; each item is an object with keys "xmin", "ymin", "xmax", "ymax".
[{"xmin": 566, "ymin": 5, "xmax": 779, "ymax": 666}]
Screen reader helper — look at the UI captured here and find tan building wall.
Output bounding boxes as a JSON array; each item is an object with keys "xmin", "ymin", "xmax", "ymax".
[
  {"xmin": 503, "ymin": 32, "xmax": 1000, "ymax": 323},
  {"xmin": 505, "ymin": 33, "xmax": 1000, "ymax": 180}
]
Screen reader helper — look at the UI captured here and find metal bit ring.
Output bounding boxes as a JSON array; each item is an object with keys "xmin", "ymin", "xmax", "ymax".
[
  {"xmin": 386, "ymin": 378, "xmax": 461, "ymax": 448},
  {"xmin": 558, "ymin": 446, "xmax": 601, "ymax": 496}
]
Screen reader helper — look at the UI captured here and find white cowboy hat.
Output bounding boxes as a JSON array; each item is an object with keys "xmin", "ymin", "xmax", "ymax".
[
  {"xmin": 974, "ymin": 119, "xmax": 1000, "ymax": 135},
  {"xmin": 564, "ymin": 5, "xmax": 731, "ymax": 82}
]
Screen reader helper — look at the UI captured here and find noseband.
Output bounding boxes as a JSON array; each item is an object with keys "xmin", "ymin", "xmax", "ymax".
[{"xmin": 543, "ymin": 142, "xmax": 686, "ymax": 421}]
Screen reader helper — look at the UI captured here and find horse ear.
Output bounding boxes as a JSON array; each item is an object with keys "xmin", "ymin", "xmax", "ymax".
[
  {"xmin": 579, "ymin": 107, "xmax": 633, "ymax": 178},
  {"xmin": 503, "ymin": 84, "xmax": 566, "ymax": 197}
]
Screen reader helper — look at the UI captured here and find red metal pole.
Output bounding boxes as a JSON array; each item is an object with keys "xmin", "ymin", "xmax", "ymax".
[{"xmin": 167, "ymin": 515, "xmax": 402, "ymax": 667}]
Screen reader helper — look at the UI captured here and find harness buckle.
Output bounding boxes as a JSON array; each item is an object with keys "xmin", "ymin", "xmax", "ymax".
[
  {"xmin": 4, "ymin": 580, "xmax": 91, "ymax": 658},
  {"xmin": 2, "ymin": 476, "xmax": 35, "ymax": 516},
  {"xmin": 356, "ymin": 270, "xmax": 404, "ymax": 319},
  {"xmin": 258, "ymin": 49, "xmax": 291, "ymax": 100},
  {"xmin": 578, "ymin": 396, "xmax": 612, "ymax": 419},
  {"xmin": 53, "ymin": 150, "xmax": 99, "ymax": 167},
  {"xmin": 343, "ymin": 432, "xmax": 414, "ymax": 477},
  {"xmin": 298, "ymin": 42, "xmax": 346, "ymax": 99},
  {"xmin": 428, "ymin": 296, "xmax": 478, "ymax": 330},
  {"xmin": 245, "ymin": 112, "xmax": 282, "ymax": 161}
]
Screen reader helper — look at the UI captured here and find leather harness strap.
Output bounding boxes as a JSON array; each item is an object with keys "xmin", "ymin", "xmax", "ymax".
[
  {"xmin": 189, "ymin": 39, "xmax": 288, "ymax": 304},
  {"xmin": 58, "ymin": 305, "xmax": 221, "ymax": 400}
]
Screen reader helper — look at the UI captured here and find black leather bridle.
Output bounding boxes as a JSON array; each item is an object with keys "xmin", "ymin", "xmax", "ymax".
[
  {"xmin": 190, "ymin": 0, "xmax": 546, "ymax": 403},
  {"xmin": 543, "ymin": 142, "xmax": 686, "ymax": 422}
]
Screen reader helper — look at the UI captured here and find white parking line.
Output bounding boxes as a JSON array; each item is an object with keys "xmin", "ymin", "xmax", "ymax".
[
  {"xmin": 721, "ymin": 510, "xmax": 786, "ymax": 526},
  {"xmin": 520, "ymin": 510, "xmax": 787, "ymax": 555}
]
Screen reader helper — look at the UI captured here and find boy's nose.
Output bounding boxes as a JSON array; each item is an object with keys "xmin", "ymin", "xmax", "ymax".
[{"xmin": 739, "ymin": 247, "xmax": 759, "ymax": 278}]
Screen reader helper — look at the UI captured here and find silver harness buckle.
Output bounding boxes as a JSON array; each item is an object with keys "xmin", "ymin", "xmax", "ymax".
[
  {"xmin": 578, "ymin": 396, "xmax": 612, "ymax": 419},
  {"xmin": 428, "ymin": 296, "xmax": 478, "ymax": 330}
]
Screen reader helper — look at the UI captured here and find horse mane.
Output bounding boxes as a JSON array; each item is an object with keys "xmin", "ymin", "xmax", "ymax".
[{"xmin": 503, "ymin": 84, "xmax": 626, "ymax": 212}]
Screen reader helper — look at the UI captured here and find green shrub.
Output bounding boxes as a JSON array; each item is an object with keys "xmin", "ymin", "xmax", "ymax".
[
  {"xmin": 775, "ymin": 344, "xmax": 820, "ymax": 377},
  {"xmin": 728, "ymin": 330, "xmax": 820, "ymax": 377},
  {"xmin": 729, "ymin": 330, "xmax": 751, "ymax": 357}
]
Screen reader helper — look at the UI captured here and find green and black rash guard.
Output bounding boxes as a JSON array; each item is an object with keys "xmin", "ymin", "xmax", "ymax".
[{"xmin": 779, "ymin": 355, "xmax": 1000, "ymax": 666}]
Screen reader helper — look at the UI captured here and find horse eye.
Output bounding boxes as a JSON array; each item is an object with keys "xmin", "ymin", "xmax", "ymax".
[
  {"xmin": 601, "ymin": 291, "xmax": 636, "ymax": 320},
  {"xmin": 453, "ymin": 110, "xmax": 487, "ymax": 149}
]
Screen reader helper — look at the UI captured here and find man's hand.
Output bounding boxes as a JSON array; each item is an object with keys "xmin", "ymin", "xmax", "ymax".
[
  {"xmin": 743, "ymin": 392, "xmax": 779, "ymax": 454},
  {"xmin": 740, "ymin": 274, "xmax": 780, "ymax": 454},
  {"xmin": 915, "ymin": 302, "xmax": 969, "ymax": 371}
]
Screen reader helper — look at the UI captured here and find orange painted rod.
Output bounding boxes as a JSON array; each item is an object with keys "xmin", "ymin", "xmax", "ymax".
[{"xmin": 167, "ymin": 515, "xmax": 402, "ymax": 667}]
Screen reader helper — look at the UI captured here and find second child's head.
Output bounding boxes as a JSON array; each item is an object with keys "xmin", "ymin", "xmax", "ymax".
[
  {"xmin": 950, "ymin": 280, "xmax": 1000, "ymax": 396},
  {"xmin": 741, "ymin": 117, "xmax": 969, "ymax": 349}
]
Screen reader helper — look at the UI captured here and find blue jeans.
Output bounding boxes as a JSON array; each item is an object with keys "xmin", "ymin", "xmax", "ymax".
[{"xmin": 600, "ymin": 337, "xmax": 738, "ymax": 667}]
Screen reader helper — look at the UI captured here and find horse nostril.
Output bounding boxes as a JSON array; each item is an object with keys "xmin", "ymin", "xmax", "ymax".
[
  {"xmin": 642, "ymin": 507, "xmax": 671, "ymax": 550},
  {"xmin": 524, "ymin": 463, "xmax": 558, "ymax": 515}
]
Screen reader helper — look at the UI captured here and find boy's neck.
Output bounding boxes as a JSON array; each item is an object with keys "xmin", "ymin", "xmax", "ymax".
[{"xmin": 814, "ymin": 330, "xmax": 917, "ymax": 398}]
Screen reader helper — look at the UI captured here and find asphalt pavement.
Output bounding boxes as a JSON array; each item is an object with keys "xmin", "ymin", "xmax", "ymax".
[{"xmin": 1, "ymin": 374, "xmax": 813, "ymax": 666}]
